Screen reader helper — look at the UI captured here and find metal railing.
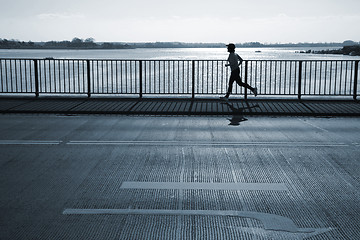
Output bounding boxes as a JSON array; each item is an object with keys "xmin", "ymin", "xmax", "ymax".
[{"xmin": 0, "ymin": 58, "xmax": 359, "ymax": 99}]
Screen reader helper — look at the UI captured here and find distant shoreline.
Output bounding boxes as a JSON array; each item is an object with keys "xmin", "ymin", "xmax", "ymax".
[
  {"xmin": 1, "ymin": 39, "xmax": 359, "ymax": 56},
  {"xmin": 300, "ymin": 45, "xmax": 360, "ymax": 56},
  {"xmin": 0, "ymin": 38, "xmax": 353, "ymax": 50}
]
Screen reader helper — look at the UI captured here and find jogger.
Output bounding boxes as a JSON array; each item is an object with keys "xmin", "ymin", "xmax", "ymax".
[{"xmin": 220, "ymin": 43, "xmax": 257, "ymax": 100}]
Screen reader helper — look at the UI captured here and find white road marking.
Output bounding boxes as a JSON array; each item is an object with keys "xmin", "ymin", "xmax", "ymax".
[
  {"xmin": 66, "ymin": 140, "xmax": 349, "ymax": 147},
  {"xmin": 0, "ymin": 140, "xmax": 349, "ymax": 147},
  {"xmin": 0, "ymin": 140, "xmax": 62, "ymax": 145},
  {"xmin": 62, "ymin": 208, "xmax": 315, "ymax": 233},
  {"xmin": 120, "ymin": 181, "xmax": 288, "ymax": 191}
]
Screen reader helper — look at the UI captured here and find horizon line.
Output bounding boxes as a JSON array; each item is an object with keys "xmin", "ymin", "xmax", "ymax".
[{"xmin": 1, "ymin": 38, "xmax": 359, "ymax": 45}]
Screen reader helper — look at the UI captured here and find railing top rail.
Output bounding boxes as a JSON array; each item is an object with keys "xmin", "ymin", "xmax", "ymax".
[{"xmin": 0, "ymin": 58, "xmax": 359, "ymax": 62}]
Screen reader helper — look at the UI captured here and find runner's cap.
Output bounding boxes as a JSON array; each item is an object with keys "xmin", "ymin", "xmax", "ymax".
[{"xmin": 226, "ymin": 43, "xmax": 236, "ymax": 49}]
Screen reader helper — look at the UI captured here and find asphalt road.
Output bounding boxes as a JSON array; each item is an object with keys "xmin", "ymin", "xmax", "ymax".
[{"xmin": 0, "ymin": 114, "xmax": 359, "ymax": 239}]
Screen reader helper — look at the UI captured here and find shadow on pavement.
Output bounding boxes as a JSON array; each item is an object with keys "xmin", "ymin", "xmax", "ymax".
[{"xmin": 222, "ymin": 101, "xmax": 260, "ymax": 126}]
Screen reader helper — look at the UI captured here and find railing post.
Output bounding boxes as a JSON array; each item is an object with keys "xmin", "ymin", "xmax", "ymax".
[
  {"xmin": 87, "ymin": 60, "xmax": 91, "ymax": 98},
  {"xmin": 139, "ymin": 60, "xmax": 143, "ymax": 98},
  {"xmin": 244, "ymin": 61, "xmax": 248, "ymax": 100},
  {"xmin": 354, "ymin": 60, "xmax": 359, "ymax": 100},
  {"xmin": 298, "ymin": 61, "xmax": 303, "ymax": 100},
  {"xmin": 33, "ymin": 59, "xmax": 39, "ymax": 97},
  {"xmin": 192, "ymin": 60, "xmax": 195, "ymax": 99}
]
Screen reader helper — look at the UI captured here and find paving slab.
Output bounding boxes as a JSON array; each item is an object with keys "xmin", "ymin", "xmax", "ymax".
[
  {"xmin": 1, "ymin": 97, "xmax": 360, "ymax": 116},
  {"xmin": 0, "ymin": 114, "xmax": 359, "ymax": 239}
]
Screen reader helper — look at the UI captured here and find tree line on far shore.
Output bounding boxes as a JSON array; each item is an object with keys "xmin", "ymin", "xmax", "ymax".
[
  {"xmin": 0, "ymin": 37, "xmax": 133, "ymax": 49},
  {"xmin": 1, "ymin": 38, "xmax": 359, "ymax": 55},
  {"xmin": 300, "ymin": 45, "xmax": 360, "ymax": 56}
]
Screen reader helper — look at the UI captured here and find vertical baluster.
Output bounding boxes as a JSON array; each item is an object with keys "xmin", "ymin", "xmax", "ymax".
[
  {"xmin": 0, "ymin": 60, "xmax": 2, "ymax": 92},
  {"xmin": 344, "ymin": 61, "xmax": 348, "ymax": 95},
  {"xmin": 34, "ymin": 60, "xmax": 39, "ymax": 97},
  {"xmin": 192, "ymin": 60, "xmax": 195, "ymax": 98},
  {"xmin": 244, "ymin": 61, "xmax": 248, "ymax": 100},
  {"xmin": 354, "ymin": 60, "xmax": 359, "ymax": 100},
  {"xmin": 87, "ymin": 60, "xmax": 91, "ymax": 97},
  {"xmin": 298, "ymin": 61, "xmax": 303, "ymax": 99},
  {"xmin": 13, "ymin": 60, "xmax": 17, "ymax": 92}
]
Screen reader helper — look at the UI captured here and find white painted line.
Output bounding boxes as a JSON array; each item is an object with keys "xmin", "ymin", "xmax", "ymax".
[
  {"xmin": 0, "ymin": 140, "xmax": 62, "ymax": 145},
  {"xmin": 62, "ymin": 208, "xmax": 314, "ymax": 233},
  {"xmin": 66, "ymin": 140, "xmax": 348, "ymax": 147},
  {"xmin": 120, "ymin": 182, "xmax": 288, "ymax": 191}
]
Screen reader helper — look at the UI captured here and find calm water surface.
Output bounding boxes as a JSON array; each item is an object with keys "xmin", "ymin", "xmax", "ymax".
[
  {"xmin": 1, "ymin": 47, "xmax": 359, "ymax": 60},
  {"xmin": 1, "ymin": 48, "xmax": 359, "ymax": 96}
]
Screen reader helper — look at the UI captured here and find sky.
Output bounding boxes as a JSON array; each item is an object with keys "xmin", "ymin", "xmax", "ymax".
[{"xmin": 1, "ymin": 0, "xmax": 360, "ymax": 43}]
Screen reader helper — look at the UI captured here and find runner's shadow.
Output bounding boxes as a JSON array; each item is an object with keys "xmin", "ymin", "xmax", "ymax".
[{"xmin": 222, "ymin": 102, "xmax": 259, "ymax": 126}]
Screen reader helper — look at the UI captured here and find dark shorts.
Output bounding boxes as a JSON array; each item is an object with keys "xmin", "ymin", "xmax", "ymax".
[
  {"xmin": 230, "ymin": 68, "xmax": 242, "ymax": 82},
  {"xmin": 227, "ymin": 67, "xmax": 252, "ymax": 94}
]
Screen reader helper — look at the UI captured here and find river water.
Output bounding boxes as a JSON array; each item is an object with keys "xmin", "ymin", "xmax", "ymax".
[
  {"xmin": 0, "ymin": 47, "xmax": 359, "ymax": 60},
  {"xmin": 1, "ymin": 48, "xmax": 359, "ymax": 96}
]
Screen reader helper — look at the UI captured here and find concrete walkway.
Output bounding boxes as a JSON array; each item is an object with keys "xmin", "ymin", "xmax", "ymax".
[
  {"xmin": 1, "ymin": 97, "xmax": 360, "ymax": 116},
  {"xmin": 0, "ymin": 114, "xmax": 359, "ymax": 239}
]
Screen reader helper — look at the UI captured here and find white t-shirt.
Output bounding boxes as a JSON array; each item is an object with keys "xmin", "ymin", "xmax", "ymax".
[{"xmin": 227, "ymin": 52, "xmax": 243, "ymax": 71}]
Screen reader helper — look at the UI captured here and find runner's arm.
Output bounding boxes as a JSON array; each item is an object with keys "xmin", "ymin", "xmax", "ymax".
[{"xmin": 237, "ymin": 54, "xmax": 243, "ymax": 66}]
